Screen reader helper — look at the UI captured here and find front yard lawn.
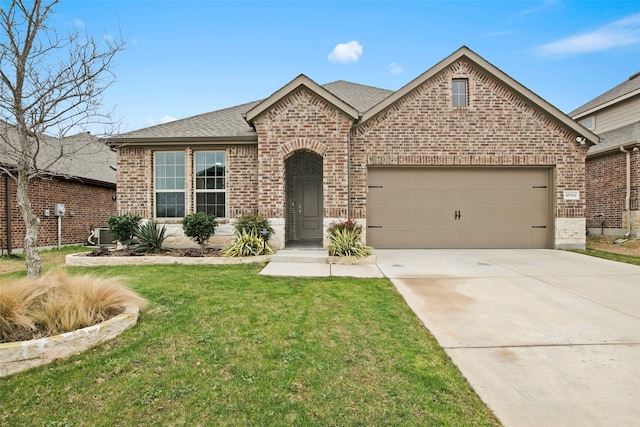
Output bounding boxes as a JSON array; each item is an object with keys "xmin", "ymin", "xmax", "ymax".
[{"xmin": 0, "ymin": 263, "xmax": 499, "ymax": 426}]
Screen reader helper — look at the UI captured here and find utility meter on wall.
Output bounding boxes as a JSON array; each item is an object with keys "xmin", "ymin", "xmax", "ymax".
[{"xmin": 54, "ymin": 204, "xmax": 65, "ymax": 217}]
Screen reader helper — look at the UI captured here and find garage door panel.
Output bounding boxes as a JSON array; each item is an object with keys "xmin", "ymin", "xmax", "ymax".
[{"xmin": 367, "ymin": 167, "xmax": 551, "ymax": 249}]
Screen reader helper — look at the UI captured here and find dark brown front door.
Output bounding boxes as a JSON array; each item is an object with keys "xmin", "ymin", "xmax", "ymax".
[{"xmin": 297, "ymin": 177, "xmax": 323, "ymax": 239}]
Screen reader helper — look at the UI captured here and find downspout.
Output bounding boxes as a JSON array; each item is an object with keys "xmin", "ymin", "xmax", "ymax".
[
  {"xmin": 5, "ymin": 174, "xmax": 12, "ymax": 255},
  {"xmin": 620, "ymin": 146, "xmax": 631, "ymax": 238},
  {"xmin": 347, "ymin": 131, "xmax": 351, "ymax": 219}
]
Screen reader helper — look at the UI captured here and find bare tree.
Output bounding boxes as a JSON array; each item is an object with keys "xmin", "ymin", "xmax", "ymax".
[{"xmin": 0, "ymin": 0, "xmax": 124, "ymax": 278}]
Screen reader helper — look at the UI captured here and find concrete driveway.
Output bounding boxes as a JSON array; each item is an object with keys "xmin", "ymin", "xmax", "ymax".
[{"xmin": 375, "ymin": 249, "xmax": 640, "ymax": 427}]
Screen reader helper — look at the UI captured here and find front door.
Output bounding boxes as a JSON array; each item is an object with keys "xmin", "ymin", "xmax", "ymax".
[{"xmin": 297, "ymin": 177, "xmax": 323, "ymax": 239}]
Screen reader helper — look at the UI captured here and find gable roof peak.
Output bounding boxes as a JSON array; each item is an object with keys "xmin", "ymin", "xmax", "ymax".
[{"xmin": 245, "ymin": 74, "xmax": 359, "ymax": 122}]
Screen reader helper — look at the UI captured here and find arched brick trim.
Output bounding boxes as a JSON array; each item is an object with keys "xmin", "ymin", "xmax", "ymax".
[{"xmin": 281, "ymin": 138, "xmax": 328, "ymax": 159}]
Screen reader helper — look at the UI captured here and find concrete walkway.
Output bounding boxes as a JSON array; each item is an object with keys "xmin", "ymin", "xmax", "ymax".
[
  {"xmin": 376, "ymin": 249, "xmax": 640, "ymax": 427},
  {"xmin": 260, "ymin": 248, "xmax": 640, "ymax": 426}
]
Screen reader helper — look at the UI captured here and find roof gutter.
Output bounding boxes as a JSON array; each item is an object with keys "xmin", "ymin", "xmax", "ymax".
[{"xmin": 107, "ymin": 134, "xmax": 258, "ymax": 147}]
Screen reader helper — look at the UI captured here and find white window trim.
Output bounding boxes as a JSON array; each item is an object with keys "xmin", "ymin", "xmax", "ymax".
[
  {"xmin": 452, "ymin": 78, "xmax": 469, "ymax": 108},
  {"xmin": 193, "ymin": 150, "xmax": 227, "ymax": 218},
  {"xmin": 154, "ymin": 151, "xmax": 186, "ymax": 219}
]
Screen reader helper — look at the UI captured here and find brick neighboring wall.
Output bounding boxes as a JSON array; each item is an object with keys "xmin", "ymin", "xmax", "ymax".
[
  {"xmin": 350, "ymin": 58, "xmax": 587, "ymax": 219},
  {"xmin": 252, "ymin": 87, "xmax": 354, "ymax": 219},
  {"xmin": 586, "ymin": 150, "xmax": 640, "ymax": 229},
  {"xmin": 0, "ymin": 174, "xmax": 116, "ymax": 251}
]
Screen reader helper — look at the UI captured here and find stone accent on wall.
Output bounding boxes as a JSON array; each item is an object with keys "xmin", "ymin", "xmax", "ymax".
[{"xmin": 555, "ymin": 218, "xmax": 586, "ymax": 249}]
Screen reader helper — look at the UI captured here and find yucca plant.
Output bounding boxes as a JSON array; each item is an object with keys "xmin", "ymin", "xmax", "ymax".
[
  {"xmin": 327, "ymin": 218, "xmax": 372, "ymax": 260},
  {"xmin": 235, "ymin": 213, "xmax": 274, "ymax": 243},
  {"xmin": 129, "ymin": 221, "xmax": 167, "ymax": 253},
  {"xmin": 224, "ymin": 229, "xmax": 274, "ymax": 257}
]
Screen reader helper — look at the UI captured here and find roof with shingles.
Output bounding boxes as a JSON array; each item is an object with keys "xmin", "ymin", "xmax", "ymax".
[
  {"xmin": 0, "ymin": 124, "xmax": 116, "ymax": 185},
  {"xmin": 111, "ymin": 81, "xmax": 393, "ymax": 141},
  {"xmin": 569, "ymin": 72, "xmax": 640, "ymax": 118}
]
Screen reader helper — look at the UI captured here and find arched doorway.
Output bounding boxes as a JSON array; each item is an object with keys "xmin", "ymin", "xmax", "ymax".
[{"xmin": 285, "ymin": 150, "xmax": 323, "ymax": 246}]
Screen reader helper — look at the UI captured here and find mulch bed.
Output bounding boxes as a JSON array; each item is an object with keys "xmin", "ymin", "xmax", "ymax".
[{"xmin": 87, "ymin": 246, "xmax": 224, "ymax": 257}]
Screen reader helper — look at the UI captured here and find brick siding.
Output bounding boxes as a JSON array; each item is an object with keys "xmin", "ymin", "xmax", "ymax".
[
  {"xmin": 586, "ymin": 150, "xmax": 640, "ymax": 230},
  {"xmin": 350, "ymin": 58, "xmax": 587, "ymax": 220},
  {"xmin": 0, "ymin": 174, "xmax": 116, "ymax": 251},
  {"xmin": 251, "ymin": 87, "xmax": 355, "ymax": 219}
]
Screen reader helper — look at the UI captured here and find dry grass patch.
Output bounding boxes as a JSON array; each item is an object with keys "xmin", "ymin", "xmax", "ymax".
[{"xmin": 0, "ymin": 268, "xmax": 147, "ymax": 343}]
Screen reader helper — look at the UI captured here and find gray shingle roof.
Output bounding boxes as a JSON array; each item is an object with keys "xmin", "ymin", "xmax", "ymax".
[
  {"xmin": 112, "ymin": 81, "xmax": 393, "ymax": 141},
  {"xmin": 0, "ymin": 124, "xmax": 116, "ymax": 185},
  {"xmin": 569, "ymin": 72, "xmax": 640, "ymax": 117}
]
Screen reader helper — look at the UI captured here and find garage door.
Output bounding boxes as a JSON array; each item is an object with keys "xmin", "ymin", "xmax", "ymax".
[{"xmin": 366, "ymin": 167, "xmax": 551, "ymax": 249}]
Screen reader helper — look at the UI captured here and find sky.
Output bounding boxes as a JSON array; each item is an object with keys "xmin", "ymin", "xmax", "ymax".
[{"xmin": 49, "ymin": 0, "xmax": 640, "ymax": 134}]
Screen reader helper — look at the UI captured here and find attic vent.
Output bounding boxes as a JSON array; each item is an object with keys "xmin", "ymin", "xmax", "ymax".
[{"xmin": 629, "ymin": 71, "xmax": 640, "ymax": 81}]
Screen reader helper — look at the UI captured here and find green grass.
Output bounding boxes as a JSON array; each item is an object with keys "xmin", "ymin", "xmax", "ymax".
[
  {"xmin": 0, "ymin": 264, "xmax": 499, "ymax": 426},
  {"xmin": 571, "ymin": 248, "xmax": 640, "ymax": 266}
]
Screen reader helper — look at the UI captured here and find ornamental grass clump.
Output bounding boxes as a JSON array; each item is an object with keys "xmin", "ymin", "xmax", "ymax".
[
  {"xmin": 0, "ymin": 269, "xmax": 147, "ymax": 343},
  {"xmin": 327, "ymin": 218, "xmax": 372, "ymax": 259}
]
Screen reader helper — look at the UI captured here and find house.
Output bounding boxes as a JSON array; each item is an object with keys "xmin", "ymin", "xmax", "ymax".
[
  {"xmin": 569, "ymin": 72, "xmax": 640, "ymax": 238},
  {"xmin": 0, "ymin": 126, "xmax": 117, "ymax": 253},
  {"xmin": 110, "ymin": 46, "xmax": 597, "ymax": 250}
]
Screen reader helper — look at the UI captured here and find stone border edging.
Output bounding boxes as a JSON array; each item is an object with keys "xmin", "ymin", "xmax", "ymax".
[
  {"xmin": 66, "ymin": 253, "xmax": 270, "ymax": 266},
  {"xmin": 0, "ymin": 305, "xmax": 140, "ymax": 378}
]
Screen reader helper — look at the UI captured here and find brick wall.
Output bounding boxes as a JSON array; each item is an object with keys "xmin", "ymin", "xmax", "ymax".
[
  {"xmin": 586, "ymin": 150, "xmax": 640, "ymax": 232},
  {"xmin": 0, "ymin": 174, "xmax": 116, "ymax": 251},
  {"xmin": 252, "ymin": 87, "xmax": 355, "ymax": 219},
  {"xmin": 116, "ymin": 146, "xmax": 152, "ymax": 217},
  {"xmin": 350, "ymin": 58, "xmax": 587, "ymax": 222},
  {"xmin": 117, "ymin": 144, "xmax": 261, "ymax": 221}
]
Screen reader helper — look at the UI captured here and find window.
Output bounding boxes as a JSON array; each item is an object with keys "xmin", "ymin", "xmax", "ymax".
[
  {"xmin": 155, "ymin": 152, "xmax": 185, "ymax": 218},
  {"xmin": 194, "ymin": 151, "xmax": 226, "ymax": 217},
  {"xmin": 452, "ymin": 78, "xmax": 468, "ymax": 107}
]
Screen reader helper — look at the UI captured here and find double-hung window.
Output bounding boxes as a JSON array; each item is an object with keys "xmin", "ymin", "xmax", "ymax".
[
  {"xmin": 195, "ymin": 151, "xmax": 226, "ymax": 218},
  {"xmin": 155, "ymin": 152, "xmax": 185, "ymax": 218},
  {"xmin": 452, "ymin": 78, "xmax": 468, "ymax": 107}
]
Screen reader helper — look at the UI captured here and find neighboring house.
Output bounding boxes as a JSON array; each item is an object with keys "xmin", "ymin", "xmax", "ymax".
[
  {"xmin": 110, "ymin": 46, "xmax": 597, "ymax": 250},
  {"xmin": 0, "ymin": 125, "xmax": 117, "ymax": 253},
  {"xmin": 569, "ymin": 72, "xmax": 640, "ymax": 238}
]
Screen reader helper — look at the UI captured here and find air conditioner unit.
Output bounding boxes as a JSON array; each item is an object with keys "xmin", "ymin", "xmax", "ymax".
[{"xmin": 96, "ymin": 228, "xmax": 116, "ymax": 246}]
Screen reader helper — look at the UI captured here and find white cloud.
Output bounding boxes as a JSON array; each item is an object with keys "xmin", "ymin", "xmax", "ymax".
[
  {"xmin": 145, "ymin": 118, "xmax": 155, "ymax": 126},
  {"xmin": 72, "ymin": 19, "xmax": 86, "ymax": 29},
  {"xmin": 328, "ymin": 41, "xmax": 363, "ymax": 63},
  {"xmin": 387, "ymin": 62, "xmax": 403, "ymax": 74},
  {"xmin": 162, "ymin": 115, "xmax": 177, "ymax": 123},
  {"xmin": 536, "ymin": 13, "xmax": 640, "ymax": 56}
]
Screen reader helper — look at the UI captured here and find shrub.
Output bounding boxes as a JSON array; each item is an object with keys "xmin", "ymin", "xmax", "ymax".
[
  {"xmin": 182, "ymin": 212, "xmax": 218, "ymax": 248},
  {"xmin": 327, "ymin": 218, "xmax": 372, "ymax": 259},
  {"xmin": 0, "ymin": 269, "xmax": 147, "ymax": 343},
  {"xmin": 107, "ymin": 215, "xmax": 142, "ymax": 248},
  {"xmin": 129, "ymin": 221, "xmax": 167, "ymax": 253},
  {"xmin": 224, "ymin": 229, "xmax": 274, "ymax": 257},
  {"xmin": 235, "ymin": 213, "xmax": 274, "ymax": 243}
]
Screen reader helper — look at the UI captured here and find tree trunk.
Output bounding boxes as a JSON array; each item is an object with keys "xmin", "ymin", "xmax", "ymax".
[{"xmin": 15, "ymin": 171, "xmax": 42, "ymax": 278}]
